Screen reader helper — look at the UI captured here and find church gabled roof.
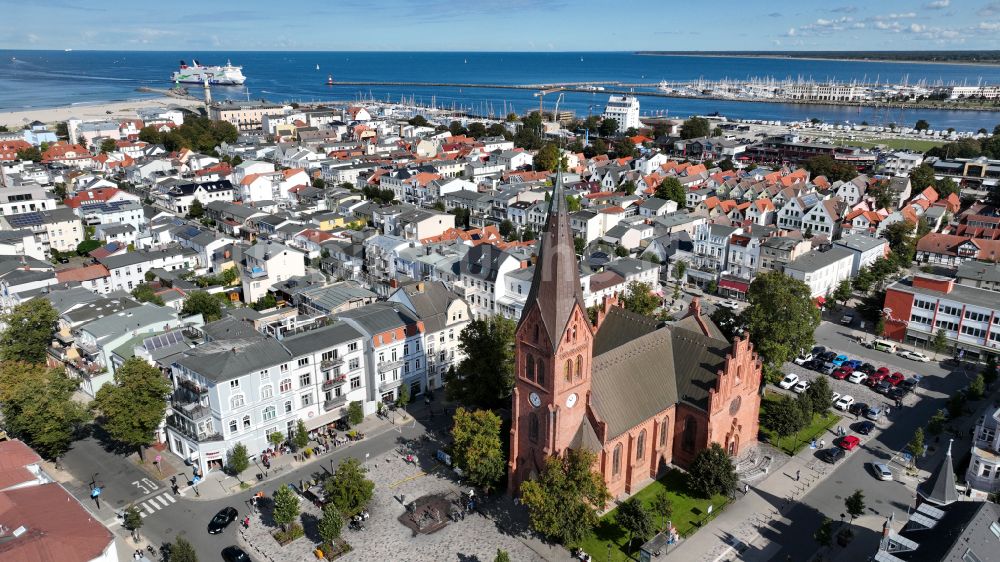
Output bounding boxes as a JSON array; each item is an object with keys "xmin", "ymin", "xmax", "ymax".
[
  {"xmin": 520, "ymin": 173, "xmax": 587, "ymax": 352},
  {"xmin": 918, "ymin": 439, "xmax": 959, "ymax": 506}
]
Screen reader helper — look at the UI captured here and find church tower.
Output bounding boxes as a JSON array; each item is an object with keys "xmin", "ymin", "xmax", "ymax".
[{"xmin": 508, "ymin": 173, "xmax": 594, "ymax": 493}]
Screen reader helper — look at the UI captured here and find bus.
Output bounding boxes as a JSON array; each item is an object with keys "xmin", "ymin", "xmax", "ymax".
[{"xmin": 871, "ymin": 339, "xmax": 898, "ymax": 354}]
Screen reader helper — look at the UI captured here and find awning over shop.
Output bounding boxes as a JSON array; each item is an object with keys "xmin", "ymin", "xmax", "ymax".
[
  {"xmin": 718, "ymin": 278, "xmax": 749, "ymax": 293},
  {"xmin": 303, "ymin": 409, "xmax": 343, "ymax": 431}
]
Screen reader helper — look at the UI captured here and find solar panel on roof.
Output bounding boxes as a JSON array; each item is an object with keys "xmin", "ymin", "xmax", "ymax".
[
  {"xmin": 7, "ymin": 212, "xmax": 43, "ymax": 228},
  {"xmin": 907, "ymin": 512, "xmax": 938, "ymax": 529},
  {"xmin": 143, "ymin": 330, "xmax": 185, "ymax": 352},
  {"xmin": 916, "ymin": 502, "xmax": 945, "ymax": 519}
]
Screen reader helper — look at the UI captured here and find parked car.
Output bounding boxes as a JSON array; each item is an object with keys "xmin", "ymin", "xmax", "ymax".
[
  {"xmin": 838, "ymin": 435, "xmax": 861, "ymax": 451},
  {"xmin": 803, "ymin": 359, "xmax": 824, "ymax": 372},
  {"xmin": 869, "ymin": 462, "xmax": 893, "ymax": 481},
  {"xmin": 847, "ymin": 372, "xmax": 869, "ymax": 384},
  {"xmin": 778, "ymin": 373, "xmax": 800, "ymax": 390},
  {"xmin": 865, "ymin": 372, "xmax": 886, "ymax": 388},
  {"xmin": 222, "ymin": 546, "xmax": 251, "ymax": 562},
  {"xmin": 794, "ymin": 353, "xmax": 814, "ymax": 365},
  {"xmin": 876, "ymin": 380, "xmax": 893, "ymax": 395},
  {"xmin": 898, "ymin": 378, "xmax": 919, "ymax": 393},
  {"xmin": 848, "ymin": 402, "xmax": 869, "ymax": 416},
  {"xmin": 844, "ymin": 359, "xmax": 863, "ymax": 370},
  {"xmin": 819, "ymin": 351, "xmax": 838, "ymax": 362},
  {"xmin": 864, "ymin": 406, "xmax": 883, "ymax": 421},
  {"xmin": 822, "ymin": 447, "xmax": 846, "ymax": 464},
  {"xmin": 831, "ymin": 392, "xmax": 842, "ymax": 404},
  {"xmin": 831, "ymin": 354, "xmax": 849, "ymax": 367},
  {"xmin": 858, "ymin": 363, "xmax": 876, "ymax": 375},
  {"xmin": 792, "ymin": 380, "xmax": 811, "ymax": 394},
  {"xmin": 832, "ymin": 368, "xmax": 852, "ymax": 380},
  {"xmin": 840, "ymin": 314, "xmax": 855, "ymax": 325},
  {"xmin": 834, "ymin": 395, "xmax": 855, "ymax": 410},
  {"xmin": 898, "ymin": 350, "xmax": 930, "ymax": 362},
  {"xmin": 875, "ymin": 366, "xmax": 890, "ymax": 378},
  {"xmin": 208, "ymin": 507, "xmax": 238, "ymax": 534},
  {"xmin": 855, "ymin": 420, "xmax": 876, "ymax": 435},
  {"xmin": 887, "ymin": 387, "xmax": 908, "ymax": 401},
  {"xmin": 887, "ymin": 372, "xmax": 906, "ymax": 386},
  {"xmin": 719, "ymin": 300, "xmax": 741, "ymax": 310},
  {"xmin": 812, "ymin": 346, "xmax": 827, "ymax": 357}
]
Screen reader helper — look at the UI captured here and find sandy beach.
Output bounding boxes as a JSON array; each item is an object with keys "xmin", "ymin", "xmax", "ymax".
[{"xmin": 0, "ymin": 96, "xmax": 204, "ymax": 129}]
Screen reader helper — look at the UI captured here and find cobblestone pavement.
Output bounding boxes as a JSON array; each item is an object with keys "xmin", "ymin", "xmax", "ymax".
[{"xmin": 238, "ymin": 436, "xmax": 560, "ymax": 561}]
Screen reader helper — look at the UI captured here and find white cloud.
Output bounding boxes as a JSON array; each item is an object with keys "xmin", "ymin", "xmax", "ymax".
[{"xmin": 925, "ymin": 0, "xmax": 949, "ymax": 7}]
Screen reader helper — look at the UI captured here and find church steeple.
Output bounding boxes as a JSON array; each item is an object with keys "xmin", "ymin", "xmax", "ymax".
[{"xmin": 520, "ymin": 172, "xmax": 586, "ymax": 352}]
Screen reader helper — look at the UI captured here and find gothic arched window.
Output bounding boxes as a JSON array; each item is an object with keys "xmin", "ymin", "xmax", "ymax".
[
  {"xmin": 533, "ymin": 323, "xmax": 539, "ymax": 343},
  {"xmin": 536, "ymin": 359, "xmax": 545, "ymax": 385},
  {"xmin": 526, "ymin": 355, "xmax": 535, "ymax": 382},
  {"xmin": 575, "ymin": 355, "xmax": 583, "ymax": 380},
  {"xmin": 529, "ymin": 413, "xmax": 540, "ymax": 443},
  {"xmin": 682, "ymin": 416, "xmax": 697, "ymax": 453},
  {"xmin": 564, "ymin": 359, "xmax": 572, "ymax": 382},
  {"xmin": 612, "ymin": 444, "xmax": 622, "ymax": 475},
  {"xmin": 636, "ymin": 430, "xmax": 646, "ymax": 460},
  {"xmin": 659, "ymin": 418, "xmax": 669, "ymax": 447}
]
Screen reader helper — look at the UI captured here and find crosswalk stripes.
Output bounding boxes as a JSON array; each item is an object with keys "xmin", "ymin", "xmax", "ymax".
[{"xmin": 139, "ymin": 491, "xmax": 177, "ymax": 518}]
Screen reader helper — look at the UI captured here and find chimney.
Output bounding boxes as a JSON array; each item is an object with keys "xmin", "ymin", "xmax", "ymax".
[
  {"xmin": 686, "ymin": 297, "xmax": 713, "ymax": 337},
  {"xmin": 595, "ymin": 294, "xmax": 619, "ymax": 329}
]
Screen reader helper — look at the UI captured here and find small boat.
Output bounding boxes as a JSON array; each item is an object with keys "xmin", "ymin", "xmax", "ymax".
[
  {"xmin": 315, "ymin": 64, "xmax": 319, "ymax": 70},
  {"xmin": 326, "ymin": 74, "xmax": 333, "ymax": 86}
]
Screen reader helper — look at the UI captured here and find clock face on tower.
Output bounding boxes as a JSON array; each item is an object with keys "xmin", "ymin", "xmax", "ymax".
[
  {"xmin": 529, "ymin": 392, "xmax": 541, "ymax": 408},
  {"xmin": 565, "ymin": 393, "xmax": 578, "ymax": 408}
]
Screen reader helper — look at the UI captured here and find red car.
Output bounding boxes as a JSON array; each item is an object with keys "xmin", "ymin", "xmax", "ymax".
[
  {"xmin": 865, "ymin": 371, "xmax": 887, "ymax": 387},
  {"xmin": 838, "ymin": 435, "xmax": 861, "ymax": 451},
  {"xmin": 875, "ymin": 367, "xmax": 890, "ymax": 378},
  {"xmin": 832, "ymin": 368, "xmax": 851, "ymax": 380},
  {"xmin": 886, "ymin": 372, "xmax": 906, "ymax": 386}
]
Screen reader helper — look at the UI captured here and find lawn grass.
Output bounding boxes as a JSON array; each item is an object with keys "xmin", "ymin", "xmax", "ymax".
[
  {"xmin": 760, "ymin": 394, "xmax": 839, "ymax": 455},
  {"xmin": 579, "ymin": 469, "xmax": 728, "ymax": 562}
]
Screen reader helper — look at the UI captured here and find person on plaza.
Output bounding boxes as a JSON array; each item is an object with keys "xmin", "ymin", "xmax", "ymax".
[{"xmin": 796, "ymin": 469, "xmax": 800, "ymax": 481}]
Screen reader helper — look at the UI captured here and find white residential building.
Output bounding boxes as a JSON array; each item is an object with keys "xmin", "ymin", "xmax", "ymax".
[
  {"xmin": 240, "ymin": 240, "xmax": 306, "ymax": 303},
  {"xmin": 784, "ymin": 247, "xmax": 855, "ymax": 298},
  {"xmin": 602, "ymin": 95, "xmax": 641, "ymax": 133}
]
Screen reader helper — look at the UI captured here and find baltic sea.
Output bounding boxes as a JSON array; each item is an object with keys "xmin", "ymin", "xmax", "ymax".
[{"xmin": 3, "ymin": 50, "xmax": 1000, "ymax": 129}]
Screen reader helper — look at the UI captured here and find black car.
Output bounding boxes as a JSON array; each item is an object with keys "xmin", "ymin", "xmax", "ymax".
[
  {"xmin": 819, "ymin": 351, "xmax": 838, "ymax": 362},
  {"xmin": 855, "ymin": 420, "xmax": 876, "ymax": 435},
  {"xmin": 811, "ymin": 346, "xmax": 827, "ymax": 357},
  {"xmin": 848, "ymin": 402, "xmax": 869, "ymax": 417},
  {"xmin": 802, "ymin": 359, "xmax": 823, "ymax": 372},
  {"xmin": 898, "ymin": 378, "xmax": 918, "ymax": 392},
  {"xmin": 821, "ymin": 447, "xmax": 845, "ymax": 464},
  {"xmin": 208, "ymin": 507, "xmax": 238, "ymax": 534},
  {"xmin": 887, "ymin": 387, "xmax": 909, "ymax": 401},
  {"xmin": 222, "ymin": 546, "xmax": 251, "ymax": 562},
  {"xmin": 876, "ymin": 380, "xmax": 893, "ymax": 395},
  {"xmin": 858, "ymin": 363, "xmax": 877, "ymax": 375}
]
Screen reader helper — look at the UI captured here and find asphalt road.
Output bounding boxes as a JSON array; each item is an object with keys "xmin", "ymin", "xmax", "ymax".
[{"xmin": 765, "ymin": 321, "xmax": 978, "ymax": 560}]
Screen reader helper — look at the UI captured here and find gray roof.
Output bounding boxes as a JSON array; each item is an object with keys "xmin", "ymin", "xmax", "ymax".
[
  {"xmin": 295, "ymin": 282, "xmax": 376, "ymax": 313},
  {"xmin": 785, "ymin": 247, "xmax": 853, "ymax": 274},
  {"xmin": 834, "ymin": 234, "xmax": 888, "ymax": 253},
  {"xmin": 392, "ymin": 281, "xmax": 463, "ymax": 333},
  {"xmin": 201, "ymin": 317, "xmax": 260, "ymax": 342},
  {"xmin": 887, "ymin": 275, "xmax": 1000, "ymax": 311},
  {"xmin": 99, "ymin": 248, "xmax": 191, "ymax": 270},
  {"xmin": 62, "ymin": 295, "xmax": 140, "ymax": 325},
  {"xmin": 458, "ymin": 244, "xmax": 513, "ymax": 283},
  {"xmin": 338, "ymin": 301, "xmax": 421, "ymax": 334},
  {"xmin": 245, "ymin": 240, "xmax": 296, "ymax": 261},
  {"xmin": 281, "ymin": 321, "xmax": 363, "ymax": 356},
  {"xmin": 917, "ymin": 439, "xmax": 959, "ymax": 506},
  {"xmin": 956, "ymin": 261, "xmax": 1000, "ymax": 284},
  {"xmin": 761, "ymin": 236, "xmax": 804, "ymax": 251},
  {"xmin": 175, "ymin": 337, "xmax": 292, "ymax": 382},
  {"xmin": 42, "ymin": 286, "xmax": 106, "ymax": 314},
  {"xmin": 80, "ymin": 303, "xmax": 178, "ymax": 343}
]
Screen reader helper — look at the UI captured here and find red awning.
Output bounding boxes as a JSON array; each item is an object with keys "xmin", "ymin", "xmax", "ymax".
[
  {"xmin": 719, "ymin": 279, "xmax": 749, "ymax": 292},
  {"xmin": 814, "ymin": 296, "xmax": 826, "ymax": 308}
]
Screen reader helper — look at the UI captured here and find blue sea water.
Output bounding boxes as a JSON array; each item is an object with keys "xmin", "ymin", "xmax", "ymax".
[{"xmin": 3, "ymin": 50, "xmax": 1000, "ymax": 130}]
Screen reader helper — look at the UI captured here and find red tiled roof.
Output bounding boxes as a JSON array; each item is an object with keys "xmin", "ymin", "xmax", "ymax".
[
  {"xmin": 55, "ymin": 264, "xmax": 109, "ymax": 284},
  {"xmin": 0, "ymin": 482, "xmax": 113, "ymax": 562},
  {"xmin": 63, "ymin": 188, "xmax": 121, "ymax": 208},
  {"xmin": 0, "ymin": 440, "xmax": 41, "ymax": 490}
]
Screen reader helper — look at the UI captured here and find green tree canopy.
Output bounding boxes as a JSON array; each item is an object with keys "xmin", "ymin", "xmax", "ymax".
[
  {"xmin": 688, "ymin": 443, "xmax": 738, "ymax": 498},
  {"xmin": 448, "ymin": 316, "xmax": 516, "ymax": 409},
  {"xmin": 159, "ymin": 116, "xmax": 238, "ymax": 153},
  {"xmin": 347, "ymin": 400, "xmax": 364, "ymax": 426},
  {"xmin": 0, "ymin": 362, "xmax": 89, "ymax": 459},
  {"xmin": 620, "ymin": 281, "xmax": 660, "ymax": 317},
  {"xmin": 616, "ymin": 497, "xmax": 655, "ymax": 553},
  {"xmin": 845, "ymin": 490, "xmax": 866, "ymax": 522},
  {"xmin": 170, "ymin": 537, "xmax": 198, "ymax": 562},
  {"xmin": 293, "ymin": 419, "xmax": 309, "ymax": 450},
  {"xmin": 318, "ymin": 503, "xmax": 343, "ymax": 548},
  {"xmin": 914, "ymin": 119, "xmax": 930, "ymax": 131},
  {"xmin": 803, "ymin": 154, "xmax": 858, "ymax": 182},
  {"xmin": 908, "ymin": 164, "xmax": 936, "ymax": 192},
  {"xmin": 805, "ymin": 375, "xmax": 832, "ymax": 416},
  {"xmin": 499, "ymin": 219, "xmax": 515, "ymax": 238},
  {"xmin": 93, "ymin": 357, "xmax": 171, "ymax": 459},
  {"xmin": 123, "ymin": 505, "xmax": 143, "ymax": 539},
  {"xmin": 76, "ymin": 239, "xmax": 101, "ymax": 256},
  {"xmin": 226, "ymin": 442, "xmax": 249, "ymax": 479},
  {"xmin": 680, "ymin": 117, "xmax": 711, "ymax": 139},
  {"xmin": 599, "ymin": 118, "xmax": 619, "ymax": 137},
  {"xmin": 535, "ymin": 143, "xmax": 566, "ymax": 172},
  {"xmin": 814, "ymin": 517, "xmax": 833, "ymax": 547},
  {"xmin": 138, "ymin": 125, "xmax": 162, "ymax": 144},
  {"xmin": 655, "ymin": 176, "xmax": 686, "ymax": 207},
  {"xmin": 651, "ymin": 490, "xmax": 673, "ymax": 531},
  {"xmin": 180, "ymin": 290, "xmax": 223, "ymax": 322},
  {"xmin": 0, "ymin": 298, "xmax": 58, "ymax": 363},
  {"xmin": 99, "ymin": 138, "xmax": 117, "ymax": 154},
  {"xmin": 323, "ymin": 457, "xmax": 375, "ymax": 517},
  {"xmin": 744, "ymin": 271, "xmax": 820, "ymax": 381},
  {"xmin": 832, "ymin": 278, "xmax": 853, "ymax": 307},
  {"xmin": 519, "ymin": 448, "xmax": 610, "ymax": 546},
  {"xmin": 187, "ymin": 198, "xmax": 204, "ymax": 218},
  {"xmin": 408, "ymin": 115, "xmax": 428, "ymax": 127},
  {"xmin": 272, "ymin": 484, "xmax": 300, "ymax": 531},
  {"xmin": 494, "ymin": 550, "xmax": 511, "ymax": 562},
  {"xmin": 761, "ymin": 393, "xmax": 808, "ymax": 437},
  {"xmin": 16, "ymin": 146, "xmax": 42, "ymax": 162},
  {"xmin": 451, "ymin": 408, "xmax": 506, "ymax": 493},
  {"xmin": 131, "ymin": 283, "xmax": 165, "ymax": 305}
]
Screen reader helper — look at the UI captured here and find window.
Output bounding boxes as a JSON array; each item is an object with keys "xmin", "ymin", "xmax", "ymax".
[
  {"xmin": 301, "ymin": 393, "xmax": 313, "ymax": 406},
  {"xmin": 261, "ymin": 385, "xmax": 273, "ymax": 400},
  {"xmin": 526, "ymin": 355, "xmax": 535, "ymax": 382},
  {"xmin": 682, "ymin": 416, "xmax": 697, "ymax": 453},
  {"xmin": 242, "ymin": 414, "xmax": 251, "ymax": 429},
  {"xmin": 564, "ymin": 359, "xmax": 572, "ymax": 382},
  {"xmin": 575, "ymin": 355, "xmax": 582, "ymax": 380},
  {"xmin": 533, "ymin": 324, "xmax": 539, "ymax": 342},
  {"xmin": 404, "ymin": 343, "xmax": 409, "ymax": 355},
  {"xmin": 349, "ymin": 358, "xmax": 359, "ymax": 370},
  {"xmin": 298, "ymin": 357, "xmax": 309, "ymax": 367},
  {"xmin": 280, "ymin": 378, "xmax": 292, "ymax": 393},
  {"xmin": 321, "ymin": 350, "xmax": 336, "ymax": 362},
  {"xmin": 659, "ymin": 418, "xmax": 669, "ymax": 447},
  {"xmin": 636, "ymin": 430, "xmax": 646, "ymax": 460},
  {"xmin": 529, "ymin": 413, "xmax": 539, "ymax": 443},
  {"xmin": 612, "ymin": 444, "xmax": 622, "ymax": 476},
  {"xmin": 280, "ymin": 363, "xmax": 289, "ymax": 373},
  {"xmin": 230, "ymin": 379, "xmax": 240, "ymax": 389},
  {"xmin": 231, "ymin": 394, "xmax": 245, "ymax": 409},
  {"xmin": 537, "ymin": 360, "xmax": 545, "ymax": 385},
  {"xmin": 350, "ymin": 376, "xmax": 361, "ymax": 389},
  {"xmin": 965, "ymin": 310, "xmax": 990, "ymax": 323},
  {"xmin": 962, "ymin": 325, "xmax": 986, "ymax": 338},
  {"xmin": 262, "ymin": 406, "xmax": 276, "ymax": 421},
  {"xmin": 299, "ymin": 373, "xmax": 311, "ymax": 387},
  {"xmin": 284, "ymin": 400, "xmax": 292, "ymax": 414},
  {"xmin": 229, "ymin": 420, "xmax": 238, "ymax": 434},
  {"xmin": 348, "ymin": 342, "xmax": 358, "ymax": 352}
]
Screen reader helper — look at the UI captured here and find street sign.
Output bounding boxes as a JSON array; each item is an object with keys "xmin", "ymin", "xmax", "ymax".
[
  {"xmin": 91, "ymin": 487, "xmax": 102, "ymax": 498},
  {"xmin": 192, "ymin": 476, "xmax": 201, "ymax": 485}
]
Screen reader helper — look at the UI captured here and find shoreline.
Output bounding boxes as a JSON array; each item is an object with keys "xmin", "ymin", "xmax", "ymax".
[
  {"xmin": 0, "ymin": 96, "xmax": 204, "ymax": 128},
  {"xmin": 635, "ymin": 52, "xmax": 1000, "ymax": 68}
]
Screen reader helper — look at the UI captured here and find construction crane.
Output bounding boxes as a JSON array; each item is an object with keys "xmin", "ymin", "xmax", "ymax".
[
  {"xmin": 532, "ymin": 87, "xmax": 563, "ymax": 117},
  {"xmin": 551, "ymin": 93, "xmax": 565, "ymax": 123}
]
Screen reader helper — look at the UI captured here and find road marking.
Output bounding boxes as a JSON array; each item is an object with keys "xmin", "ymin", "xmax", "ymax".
[
  {"xmin": 151, "ymin": 495, "xmax": 168, "ymax": 508},
  {"xmin": 142, "ymin": 501, "xmax": 157, "ymax": 514},
  {"xmin": 160, "ymin": 492, "xmax": 176, "ymax": 504}
]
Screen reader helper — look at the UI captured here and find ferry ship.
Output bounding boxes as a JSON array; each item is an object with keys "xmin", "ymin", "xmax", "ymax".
[{"xmin": 170, "ymin": 59, "xmax": 246, "ymax": 86}]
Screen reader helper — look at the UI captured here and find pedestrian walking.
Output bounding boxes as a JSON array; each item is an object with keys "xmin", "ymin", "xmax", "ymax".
[
  {"xmin": 820, "ymin": 439, "xmax": 825, "ymax": 449},
  {"xmin": 796, "ymin": 469, "xmax": 800, "ymax": 481}
]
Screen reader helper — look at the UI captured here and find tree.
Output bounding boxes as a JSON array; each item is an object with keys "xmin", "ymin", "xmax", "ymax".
[
  {"xmin": 743, "ymin": 271, "xmax": 820, "ymax": 379},
  {"xmin": 123, "ymin": 505, "xmax": 143, "ymax": 540},
  {"xmin": 317, "ymin": 503, "xmax": 343, "ymax": 549},
  {"xmin": 494, "ymin": 550, "xmax": 511, "ymax": 562},
  {"xmin": 969, "ymin": 373, "xmax": 986, "ymax": 400},
  {"xmin": 566, "ymin": 195, "xmax": 582, "ymax": 213},
  {"xmin": 99, "ymin": 138, "xmax": 117, "ymax": 154},
  {"xmin": 930, "ymin": 328, "xmax": 949, "ymax": 359},
  {"xmin": 614, "ymin": 244, "xmax": 628, "ymax": 258},
  {"xmin": 907, "ymin": 428, "xmax": 924, "ymax": 467},
  {"xmin": 710, "ymin": 306, "xmax": 744, "ymax": 341},
  {"xmin": 844, "ymin": 490, "xmax": 865, "ymax": 523},
  {"xmin": 340, "ymin": 401, "xmax": 361, "ymax": 427},
  {"xmin": 268, "ymin": 431, "xmax": 284, "ymax": 449},
  {"xmin": 0, "ymin": 362, "xmax": 89, "ymax": 459},
  {"xmin": 599, "ymin": 118, "xmax": 619, "ymax": 137},
  {"xmin": 181, "ymin": 291, "xmax": 223, "ymax": 322},
  {"xmin": 467, "ymin": 122, "xmax": 487, "ymax": 138},
  {"xmin": 762, "ymin": 394, "xmax": 807, "ymax": 436},
  {"xmin": 293, "ymin": 419, "xmax": 309, "ymax": 450},
  {"xmin": 131, "ymin": 283, "xmax": 165, "ymax": 305},
  {"xmin": 499, "ymin": 219, "xmax": 515, "ymax": 238},
  {"xmin": 451, "ymin": 408, "xmax": 506, "ymax": 493},
  {"xmin": 324, "ymin": 457, "xmax": 375, "ymax": 517},
  {"xmin": 803, "ymin": 154, "xmax": 858, "ymax": 182},
  {"xmin": 535, "ymin": 143, "xmax": 566, "ymax": 172},
  {"xmin": 832, "ymin": 279, "xmax": 853, "ymax": 307},
  {"xmin": 592, "ymin": 138, "xmax": 608, "ymax": 156},
  {"xmin": 448, "ymin": 316, "xmax": 516, "ymax": 409},
  {"xmin": 138, "ymin": 125, "xmax": 162, "ymax": 144},
  {"xmin": 655, "ymin": 177, "xmax": 686, "ymax": 207},
  {"xmin": 396, "ymin": 383, "xmax": 410, "ymax": 408},
  {"xmin": 616, "ymin": 498, "xmax": 655, "ymax": 553},
  {"xmin": 671, "ymin": 259, "xmax": 688, "ymax": 290},
  {"xmin": 688, "ymin": 443, "xmax": 738, "ymax": 498},
  {"xmin": 680, "ymin": 117, "xmax": 710, "ymax": 139},
  {"xmin": 883, "ymin": 221, "xmax": 917, "ymax": 266},
  {"xmin": 620, "ymin": 281, "xmax": 659, "ymax": 316},
  {"xmin": 615, "ymin": 137, "xmax": 638, "ymax": 159},
  {"xmin": 187, "ymin": 198, "xmax": 204, "ymax": 219},
  {"xmin": 519, "ymin": 449, "xmax": 610, "ymax": 546},
  {"xmin": 651, "ymin": 490, "xmax": 674, "ymax": 531},
  {"xmin": 76, "ymin": 239, "xmax": 101, "ymax": 255},
  {"xmin": 93, "ymin": 357, "xmax": 171, "ymax": 460},
  {"xmin": 814, "ymin": 517, "xmax": 833, "ymax": 548},
  {"xmin": 935, "ymin": 177, "xmax": 960, "ymax": 197},
  {"xmin": 0, "ymin": 298, "xmax": 58, "ymax": 363},
  {"xmin": 252, "ymin": 294, "xmax": 277, "ymax": 311},
  {"xmin": 914, "ymin": 119, "xmax": 930, "ymax": 131},
  {"xmin": 449, "ymin": 121, "xmax": 467, "ymax": 136},
  {"xmin": 805, "ymin": 375, "xmax": 832, "ymax": 416},
  {"xmin": 408, "ymin": 115, "xmax": 428, "ymax": 127},
  {"xmin": 170, "ymin": 537, "xmax": 198, "ymax": 562},
  {"xmin": 272, "ymin": 484, "xmax": 300, "ymax": 532},
  {"xmin": 226, "ymin": 442, "xmax": 249, "ymax": 480},
  {"xmin": 719, "ymin": 159, "xmax": 735, "ymax": 171},
  {"xmin": 574, "ymin": 236, "xmax": 586, "ymax": 254},
  {"xmin": 16, "ymin": 146, "xmax": 42, "ymax": 162},
  {"xmin": 984, "ymin": 354, "xmax": 998, "ymax": 388}
]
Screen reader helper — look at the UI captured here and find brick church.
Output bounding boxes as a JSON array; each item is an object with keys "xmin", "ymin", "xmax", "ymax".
[{"xmin": 507, "ymin": 176, "xmax": 764, "ymax": 498}]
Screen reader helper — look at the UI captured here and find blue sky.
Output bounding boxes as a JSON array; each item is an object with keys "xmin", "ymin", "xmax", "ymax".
[{"xmin": 3, "ymin": 0, "xmax": 1000, "ymax": 51}]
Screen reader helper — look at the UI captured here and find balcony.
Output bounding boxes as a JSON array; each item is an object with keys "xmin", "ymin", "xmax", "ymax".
[
  {"xmin": 322, "ymin": 375, "xmax": 347, "ymax": 390},
  {"xmin": 166, "ymin": 415, "xmax": 223, "ymax": 443},
  {"xmin": 323, "ymin": 395, "xmax": 348, "ymax": 411},
  {"xmin": 65, "ymin": 357, "xmax": 107, "ymax": 378},
  {"xmin": 377, "ymin": 359, "xmax": 405, "ymax": 374},
  {"xmin": 75, "ymin": 339, "xmax": 100, "ymax": 355},
  {"xmin": 171, "ymin": 398, "xmax": 212, "ymax": 421},
  {"xmin": 321, "ymin": 357, "xmax": 344, "ymax": 370},
  {"xmin": 178, "ymin": 378, "xmax": 209, "ymax": 395},
  {"xmin": 378, "ymin": 379, "xmax": 403, "ymax": 393}
]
